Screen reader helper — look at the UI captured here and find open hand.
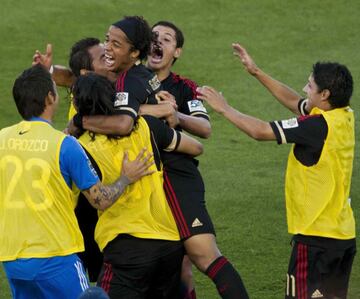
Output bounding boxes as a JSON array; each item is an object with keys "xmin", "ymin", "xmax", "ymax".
[
  {"xmin": 196, "ymin": 86, "xmax": 229, "ymax": 114},
  {"xmin": 121, "ymin": 148, "xmax": 155, "ymax": 183},
  {"xmin": 232, "ymin": 43, "xmax": 258, "ymax": 76}
]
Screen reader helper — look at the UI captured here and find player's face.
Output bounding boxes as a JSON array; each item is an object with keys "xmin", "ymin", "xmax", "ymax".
[
  {"xmin": 104, "ymin": 26, "xmax": 136, "ymax": 73},
  {"xmin": 303, "ymin": 74, "xmax": 323, "ymax": 111},
  {"xmin": 147, "ymin": 25, "xmax": 181, "ymax": 71},
  {"xmin": 88, "ymin": 44, "xmax": 109, "ymax": 77}
]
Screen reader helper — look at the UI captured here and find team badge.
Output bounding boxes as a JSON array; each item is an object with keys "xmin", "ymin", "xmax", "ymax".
[
  {"xmin": 281, "ymin": 117, "xmax": 298, "ymax": 129},
  {"xmin": 114, "ymin": 92, "xmax": 129, "ymax": 107},
  {"xmin": 188, "ymin": 100, "xmax": 207, "ymax": 113},
  {"xmin": 148, "ymin": 75, "xmax": 161, "ymax": 91}
]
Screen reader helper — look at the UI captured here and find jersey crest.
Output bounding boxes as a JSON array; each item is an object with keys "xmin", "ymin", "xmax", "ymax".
[
  {"xmin": 188, "ymin": 100, "xmax": 207, "ymax": 113},
  {"xmin": 114, "ymin": 92, "xmax": 129, "ymax": 107},
  {"xmin": 148, "ymin": 75, "xmax": 161, "ymax": 91},
  {"xmin": 281, "ymin": 118, "xmax": 298, "ymax": 129}
]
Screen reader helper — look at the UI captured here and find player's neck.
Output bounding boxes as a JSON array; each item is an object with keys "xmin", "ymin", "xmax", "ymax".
[
  {"xmin": 39, "ymin": 108, "xmax": 54, "ymax": 124},
  {"xmin": 155, "ymin": 68, "xmax": 171, "ymax": 82}
]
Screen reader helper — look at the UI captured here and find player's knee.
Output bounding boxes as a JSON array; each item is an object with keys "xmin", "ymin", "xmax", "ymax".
[{"xmin": 187, "ymin": 251, "xmax": 221, "ymax": 272}]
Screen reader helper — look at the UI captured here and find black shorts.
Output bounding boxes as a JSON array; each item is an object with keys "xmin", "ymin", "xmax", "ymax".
[
  {"xmin": 97, "ymin": 234, "xmax": 184, "ymax": 299},
  {"xmin": 163, "ymin": 166, "xmax": 215, "ymax": 240},
  {"xmin": 285, "ymin": 235, "xmax": 356, "ymax": 299}
]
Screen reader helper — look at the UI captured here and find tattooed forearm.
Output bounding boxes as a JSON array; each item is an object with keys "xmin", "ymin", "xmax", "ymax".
[{"xmin": 84, "ymin": 175, "xmax": 131, "ymax": 210}]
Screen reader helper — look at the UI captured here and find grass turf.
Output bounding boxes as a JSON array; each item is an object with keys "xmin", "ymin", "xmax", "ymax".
[{"xmin": 0, "ymin": 0, "xmax": 359, "ymax": 298}]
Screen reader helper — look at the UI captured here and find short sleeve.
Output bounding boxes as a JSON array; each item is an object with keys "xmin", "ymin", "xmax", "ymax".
[
  {"xmin": 142, "ymin": 115, "xmax": 181, "ymax": 151},
  {"xmin": 270, "ymin": 114, "xmax": 328, "ymax": 148},
  {"xmin": 59, "ymin": 136, "xmax": 99, "ymax": 190}
]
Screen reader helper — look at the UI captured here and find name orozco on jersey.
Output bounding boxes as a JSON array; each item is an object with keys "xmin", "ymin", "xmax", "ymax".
[{"xmin": 0, "ymin": 138, "xmax": 48, "ymax": 152}]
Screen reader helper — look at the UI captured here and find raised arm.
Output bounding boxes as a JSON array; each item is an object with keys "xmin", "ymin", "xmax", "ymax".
[
  {"xmin": 197, "ymin": 86, "xmax": 276, "ymax": 141},
  {"xmin": 233, "ymin": 43, "xmax": 302, "ymax": 115},
  {"xmin": 52, "ymin": 66, "xmax": 75, "ymax": 87},
  {"xmin": 32, "ymin": 44, "xmax": 75, "ymax": 87},
  {"xmin": 82, "ymin": 149, "xmax": 154, "ymax": 211}
]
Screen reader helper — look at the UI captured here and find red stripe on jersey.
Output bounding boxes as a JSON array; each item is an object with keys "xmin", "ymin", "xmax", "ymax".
[
  {"xmin": 298, "ymin": 114, "xmax": 321, "ymax": 122},
  {"xmin": 115, "ymin": 71, "xmax": 127, "ymax": 92},
  {"xmin": 163, "ymin": 170, "xmax": 191, "ymax": 238},
  {"xmin": 163, "ymin": 180, "xmax": 186, "ymax": 237},
  {"xmin": 101, "ymin": 262, "xmax": 113, "ymax": 293},
  {"xmin": 171, "ymin": 72, "xmax": 198, "ymax": 98}
]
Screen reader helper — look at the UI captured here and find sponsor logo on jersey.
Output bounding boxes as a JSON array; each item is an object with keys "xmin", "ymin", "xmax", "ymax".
[
  {"xmin": 148, "ymin": 75, "xmax": 161, "ymax": 91},
  {"xmin": 191, "ymin": 218, "xmax": 203, "ymax": 227},
  {"xmin": 311, "ymin": 289, "xmax": 324, "ymax": 298},
  {"xmin": 188, "ymin": 100, "xmax": 207, "ymax": 113},
  {"xmin": 114, "ymin": 92, "xmax": 129, "ymax": 107},
  {"xmin": 281, "ymin": 117, "xmax": 298, "ymax": 129}
]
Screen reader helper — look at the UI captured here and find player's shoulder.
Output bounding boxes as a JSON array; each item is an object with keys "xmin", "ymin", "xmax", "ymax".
[
  {"xmin": 170, "ymin": 72, "xmax": 197, "ymax": 87},
  {"xmin": 127, "ymin": 64, "xmax": 160, "ymax": 91}
]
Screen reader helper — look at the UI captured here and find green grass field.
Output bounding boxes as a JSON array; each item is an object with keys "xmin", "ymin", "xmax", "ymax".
[{"xmin": 1, "ymin": 0, "xmax": 359, "ymax": 298}]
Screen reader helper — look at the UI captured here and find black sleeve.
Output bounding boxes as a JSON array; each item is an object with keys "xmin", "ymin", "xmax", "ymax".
[
  {"xmin": 113, "ymin": 76, "xmax": 148, "ymax": 119},
  {"xmin": 178, "ymin": 82, "xmax": 209, "ymax": 120},
  {"xmin": 298, "ymin": 98, "xmax": 309, "ymax": 115},
  {"xmin": 142, "ymin": 115, "xmax": 181, "ymax": 151},
  {"xmin": 269, "ymin": 114, "xmax": 328, "ymax": 150}
]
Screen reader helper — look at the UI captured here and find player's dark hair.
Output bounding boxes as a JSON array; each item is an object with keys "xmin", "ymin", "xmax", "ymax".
[
  {"xmin": 72, "ymin": 73, "xmax": 120, "ymax": 140},
  {"xmin": 312, "ymin": 62, "xmax": 353, "ymax": 108},
  {"xmin": 113, "ymin": 16, "xmax": 152, "ymax": 61},
  {"xmin": 12, "ymin": 64, "xmax": 55, "ymax": 120},
  {"xmin": 153, "ymin": 21, "xmax": 184, "ymax": 48},
  {"xmin": 69, "ymin": 37, "xmax": 100, "ymax": 77},
  {"xmin": 152, "ymin": 21, "xmax": 184, "ymax": 65}
]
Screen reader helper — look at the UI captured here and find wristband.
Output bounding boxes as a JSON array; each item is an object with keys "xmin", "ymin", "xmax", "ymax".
[
  {"xmin": 49, "ymin": 65, "xmax": 54, "ymax": 74},
  {"xmin": 73, "ymin": 113, "xmax": 83, "ymax": 130}
]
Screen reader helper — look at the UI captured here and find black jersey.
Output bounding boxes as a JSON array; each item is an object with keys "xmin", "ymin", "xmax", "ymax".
[
  {"xmin": 114, "ymin": 63, "xmax": 161, "ymax": 119},
  {"xmin": 161, "ymin": 72, "xmax": 209, "ymax": 126},
  {"xmin": 160, "ymin": 73, "xmax": 209, "ymax": 189},
  {"xmin": 270, "ymin": 98, "xmax": 328, "ymax": 166}
]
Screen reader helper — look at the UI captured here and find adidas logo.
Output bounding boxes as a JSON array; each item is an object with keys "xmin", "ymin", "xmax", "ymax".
[
  {"xmin": 311, "ymin": 289, "xmax": 324, "ymax": 298},
  {"xmin": 191, "ymin": 218, "xmax": 203, "ymax": 227}
]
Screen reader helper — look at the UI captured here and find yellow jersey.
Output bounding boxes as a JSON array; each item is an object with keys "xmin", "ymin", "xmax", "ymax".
[
  {"xmin": 285, "ymin": 106, "xmax": 355, "ymax": 239},
  {"xmin": 0, "ymin": 121, "xmax": 84, "ymax": 261},
  {"xmin": 78, "ymin": 117, "xmax": 180, "ymax": 251}
]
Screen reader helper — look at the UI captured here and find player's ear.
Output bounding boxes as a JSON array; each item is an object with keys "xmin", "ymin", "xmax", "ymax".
[
  {"xmin": 131, "ymin": 49, "xmax": 140, "ymax": 60},
  {"xmin": 174, "ymin": 48, "xmax": 182, "ymax": 59},
  {"xmin": 46, "ymin": 91, "xmax": 56, "ymax": 105},
  {"xmin": 321, "ymin": 89, "xmax": 330, "ymax": 101}
]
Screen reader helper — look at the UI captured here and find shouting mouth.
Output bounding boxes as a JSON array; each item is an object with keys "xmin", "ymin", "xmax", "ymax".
[{"xmin": 150, "ymin": 43, "xmax": 163, "ymax": 64}]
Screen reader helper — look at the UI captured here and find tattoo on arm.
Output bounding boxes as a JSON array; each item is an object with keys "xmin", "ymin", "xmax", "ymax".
[{"xmin": 85, "ymin": 176, "xmax": 131, "ymax": 210}]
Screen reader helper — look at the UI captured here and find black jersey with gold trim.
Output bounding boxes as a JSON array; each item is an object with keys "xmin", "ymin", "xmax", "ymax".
[
  {"xmin": 161, "ymin": 72, "xmax": 209, "ymax": 125},
  {"xmin": 114, "ymin": 63, "xmax": 161, "ymax": 119}
]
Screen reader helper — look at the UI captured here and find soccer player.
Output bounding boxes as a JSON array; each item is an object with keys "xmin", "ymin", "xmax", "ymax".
[
  {"xmin": 0, "ymin": 65, "xmax": 154, "ymax": 299},
  {"xmin": 72, "ymin": 73, "xmax": 204, "ymax": 298},
  {"xmin": 143, "ymin": 21, "xmax": 249, "ymax": 299},
  {"xmin": 33, "ymin": 34, "xmax": 177, "ymax": 281},
  {"xmin": 198, "ymin": 43, "xmax": 356, "ymax": 299},
  {"xmin": 33, "ymin": 16, "xmax": 177, "ymax": 135}
]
